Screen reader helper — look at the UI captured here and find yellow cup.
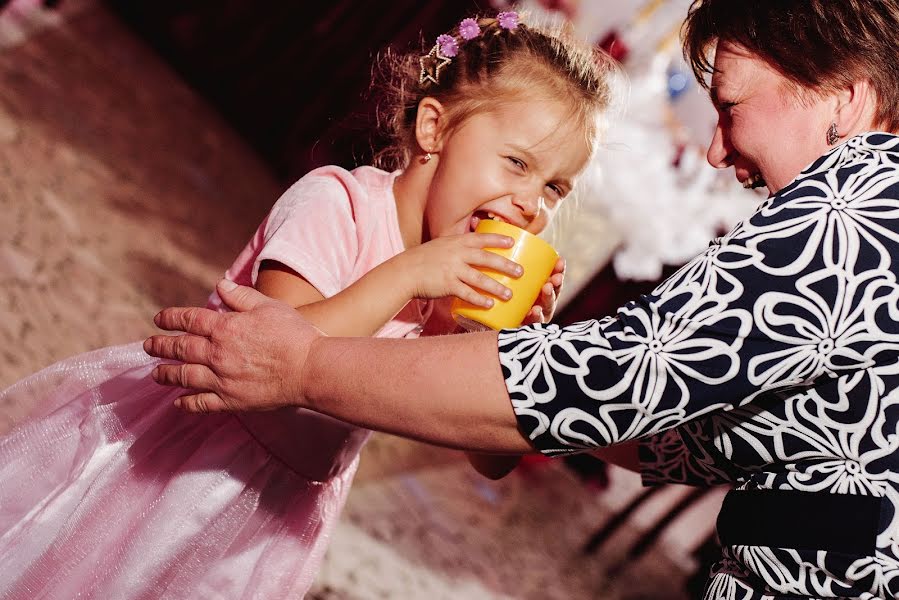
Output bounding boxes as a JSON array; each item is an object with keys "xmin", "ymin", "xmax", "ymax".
[{"xmin": 451, "ymin": 219, "xmax": 559, "ymax": 331}]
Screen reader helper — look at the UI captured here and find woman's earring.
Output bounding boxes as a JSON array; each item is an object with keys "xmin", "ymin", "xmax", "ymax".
[
  {"xmin": 421, "ymin": 152, "xmax": 432, "ymax": 164},
  {"xmin": 827, "ymin": 123, "xmax": 840, "ymax": 146}
]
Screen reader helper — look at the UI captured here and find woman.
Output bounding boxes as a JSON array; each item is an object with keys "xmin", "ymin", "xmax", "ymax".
[{"xmin": 146, "ymin": 1, "xmax": 899, "ymax": 598}]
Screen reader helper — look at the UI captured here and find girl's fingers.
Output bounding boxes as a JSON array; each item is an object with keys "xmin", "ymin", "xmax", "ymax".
[
  {"xmin": 470, "ymin": 250, "xmax": 522, "ymax": 278},
  {"xmin": 463, "ymin": 269, "xmax": 512, "ymax": 301},
  {"xmin": 453, "ymin": 283, "xmax": 496, "ymax": 308},
  {"xmin": 553, "ymin": 257, "xmax": 566, "ymax": 273},
  {"xmin": 468, "ymin": 233, "xmax": 515, "ymax": 248},
  {"xmin": 521, "ymin": 306, "xmax": 545, "ymax": 325}
]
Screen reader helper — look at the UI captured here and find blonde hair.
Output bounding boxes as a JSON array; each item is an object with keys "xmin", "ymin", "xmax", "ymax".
[{"xmin": 373, "ymin": 14, "xmax": 616, "ymax": 170}]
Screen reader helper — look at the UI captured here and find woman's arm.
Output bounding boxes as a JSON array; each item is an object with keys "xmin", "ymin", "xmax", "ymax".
[
  {"xmin": 265, "ymin": 263, "xmax": 534, "ymax": 474},
  {"xmin": 304, "ymin": 329, "xmax": 530, "ymax": 453},
  {"xmin": 146, "ymin": 282, "xmax": 532, "ymax": 452}
]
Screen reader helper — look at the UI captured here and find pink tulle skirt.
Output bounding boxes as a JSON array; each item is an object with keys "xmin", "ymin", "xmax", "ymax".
[{"xmin": 0, "ymin": 342, "xmax": 358, "ymax": 599}]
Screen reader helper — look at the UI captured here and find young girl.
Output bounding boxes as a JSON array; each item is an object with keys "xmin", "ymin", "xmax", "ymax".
[{"xmin": 0, "ymin": 12, "xmax": 612, "ymax": 598}]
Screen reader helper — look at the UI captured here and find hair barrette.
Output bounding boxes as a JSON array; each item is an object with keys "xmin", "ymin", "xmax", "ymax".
[
  {"xmin": 418, "ymin": 12, "xmax": 519, "ymax": 86},
  {"xmin": 459, "ymin": 18, "xmax": 481, "ymax": 40},
  {"xmin": 497, "ymin": 11, "xmax": 519, "ymax": 31},
  {"xmin": 419, "ymin": 43, "xmax": 452, "ymax": 85}
]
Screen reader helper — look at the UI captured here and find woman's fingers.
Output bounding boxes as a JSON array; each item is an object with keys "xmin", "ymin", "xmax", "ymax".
[
  {"xmin": 151, "ymin": 362, "xmax": 219, "ymax": 391},
  {"xmin": 144, "ymin": 333, "xmax": 211, "ymax": 365},
  {"xmin": 153, "ymin": 306, "xmax": 219, "ymax": 336},
  {"xmin": 174, "ymin": 392, "xmax": 230, "ymax": 413}
]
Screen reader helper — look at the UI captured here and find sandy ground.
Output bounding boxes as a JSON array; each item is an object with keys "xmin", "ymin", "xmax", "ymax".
[{"xmin": 0, "ymin": 2, "xmax": 720, "ymax": 597}]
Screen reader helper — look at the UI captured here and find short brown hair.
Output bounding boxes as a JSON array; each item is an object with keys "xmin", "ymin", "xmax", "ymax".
[
  {"xmin": 682, "ymin": 0, "xmax": 899, "ymax": 131},
  {"xmin": 374, "ymin": 15, "xmax": 615, "ymax": 170}
]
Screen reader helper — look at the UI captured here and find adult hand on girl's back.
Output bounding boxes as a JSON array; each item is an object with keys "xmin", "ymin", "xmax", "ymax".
[
  {"xmin": 144, "ymin": 279, "xmax": 318, "ymax": 413},
  {"xmin": 392, "ymin": 232, "xmax": 523, "ymax": 307},
  {"xmin": 521, "ymin": 257, "xmax": 565, "ymax": 325}
]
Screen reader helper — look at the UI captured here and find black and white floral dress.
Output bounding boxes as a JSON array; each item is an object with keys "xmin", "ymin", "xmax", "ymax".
[{"xmin": 499, "ymin": 132, "xmax": 899, "ymax": 599}]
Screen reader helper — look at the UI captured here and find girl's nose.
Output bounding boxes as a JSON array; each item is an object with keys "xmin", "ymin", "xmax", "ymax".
[
  {"xmin": 513, "ymin": 193, "xmax": 543, "ymax": 221},
  {"xmin": 707, "ymin": 121, "xmax": 734, "ymax": 169}
]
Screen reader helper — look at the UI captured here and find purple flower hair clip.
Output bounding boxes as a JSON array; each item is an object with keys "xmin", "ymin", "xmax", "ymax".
[
  {"xmin": 436, "ymin": 34, "xmax": 459, "ymax": 58},
  {"xmin": 497, "ymin": 11, "xmax": 519, "ymax": 31},
  {"xmin": 458, "ymin": 17, "xmax": 480, "ymax": 40}
]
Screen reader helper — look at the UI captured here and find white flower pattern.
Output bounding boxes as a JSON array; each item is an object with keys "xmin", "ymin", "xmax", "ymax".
[{"xmin": 498, "ymin": 133, "xmax": 899, "ymax": 599}]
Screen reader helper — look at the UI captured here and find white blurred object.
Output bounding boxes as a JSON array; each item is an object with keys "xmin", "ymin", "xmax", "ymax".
[
  {"xmin": 519, "ymin": 0, "xmax": 761, "ymax": 283},
  {"xmin": 590, "ymin": 54, "xmax": 760, "ymax": 281}
]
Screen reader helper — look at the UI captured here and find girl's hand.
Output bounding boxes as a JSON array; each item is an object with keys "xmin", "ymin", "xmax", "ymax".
[
  {"xmin": 522, "ymin": 257, "xmax": 565, "ymax": 325},
  {"xmin": 393, "ymin": 233, "xmax": 523, "ymax": 307}
]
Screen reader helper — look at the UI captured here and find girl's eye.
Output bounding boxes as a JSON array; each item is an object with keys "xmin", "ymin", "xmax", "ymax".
[
  {"xmin": 507, "ymin": 157, "xmax": 526, "ymax": 171},
  {"xmin": 546, "ymin": 184, "xmax": 564, "ymax": 200}
]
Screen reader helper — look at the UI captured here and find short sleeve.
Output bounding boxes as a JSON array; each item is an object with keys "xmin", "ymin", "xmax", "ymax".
[{"xmin": 252, "ymin": 170, "xmax": 361, "ymax": 298}]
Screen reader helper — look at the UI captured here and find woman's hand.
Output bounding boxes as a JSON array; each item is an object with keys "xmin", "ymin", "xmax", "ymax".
[
  {"xmin": 144, "ymin": 280, "xmax": 319, "ymax": 412},
  {"xmin": 392, "ymin": 232, "xmax": 522, "ymax": 308},
  {"xmin": 522, "ymin": 257, "xmax": 565, "ymax": 325}
]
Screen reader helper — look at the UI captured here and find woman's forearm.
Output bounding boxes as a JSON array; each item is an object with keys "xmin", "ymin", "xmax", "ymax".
[{"xmin": 302, "ymin": 330, "xmax": 534, "ymax": 453}]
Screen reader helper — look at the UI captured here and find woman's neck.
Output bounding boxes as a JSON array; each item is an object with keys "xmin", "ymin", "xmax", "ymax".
[{"xmin": 392, "ymin": 161, "xmax": 433, "ymax": 250}]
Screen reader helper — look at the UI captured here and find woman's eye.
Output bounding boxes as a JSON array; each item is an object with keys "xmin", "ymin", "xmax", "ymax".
[{"xmin": 719, "ymin": 101, "xmax": 736, "ymax": 114}]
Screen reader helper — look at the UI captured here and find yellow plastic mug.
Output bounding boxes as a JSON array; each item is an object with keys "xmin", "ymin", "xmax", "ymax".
[{"xmin": 451, "ymin": 219, "xmax": 559, "ymax": 331}]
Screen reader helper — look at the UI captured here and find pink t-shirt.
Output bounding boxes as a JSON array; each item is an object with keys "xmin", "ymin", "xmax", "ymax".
[{"xmin": 209, "ymin": 165, "xmax": 431, "ymax": 481}]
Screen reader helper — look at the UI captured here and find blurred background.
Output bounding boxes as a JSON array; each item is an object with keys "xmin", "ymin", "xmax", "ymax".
[{"xmin": 0, "ymin": 0, "xmax": 764, "ymax": 597}]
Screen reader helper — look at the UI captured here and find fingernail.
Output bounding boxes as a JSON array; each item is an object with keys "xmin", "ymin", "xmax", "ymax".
[
  {"xmin": 153, "ymin": 312, "xmax": 161, "ymax": 325},
  {"xmin": 486, "ymin": 298, "xmax": 494, "ymax": 307},
  {"xmin": 174, "ymin": 397, "xmax": 182, "ymax": 408},
  {"xmin": 219, "ymin": 278, "xmax": 237, "ymax": 292},
  {"xmin": 515, "ymin": 266, "xmax": 523, "ymax": 276},
  {"xmin": 151, "ymin": 367, "xmax": 159, "ymax": 381},
  {"xmin": 503, "ymin": 289, "xmax": 512, "ymax": 299}
]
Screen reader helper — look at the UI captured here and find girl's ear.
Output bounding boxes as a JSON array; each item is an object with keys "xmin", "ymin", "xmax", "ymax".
[{"xmin": 415, "ymin": 97, "xmax": 447, "ymax": 154}]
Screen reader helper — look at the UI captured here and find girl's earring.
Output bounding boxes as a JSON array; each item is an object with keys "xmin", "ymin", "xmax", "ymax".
[
  {"xmin": 827, "ymin": 122, "xmax": 840, "ymax": 146},
  {"xmin": 421, "ymin": 152, "xmax": 432, "ymax": 164}
]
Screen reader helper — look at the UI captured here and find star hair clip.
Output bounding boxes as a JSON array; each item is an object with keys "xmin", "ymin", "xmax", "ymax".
[
  {"xmin": 418, "ymin": 13, "xmax": 518, "ymax": 86},
  {"xmin": 419, "ymin": 38, "xmax": 453, "ymax": 86}
]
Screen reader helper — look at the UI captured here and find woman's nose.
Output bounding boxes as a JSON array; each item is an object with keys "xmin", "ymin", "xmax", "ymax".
[{"xmin": 706, "ymin": 121, "xmax": 734, "ymax": 169}]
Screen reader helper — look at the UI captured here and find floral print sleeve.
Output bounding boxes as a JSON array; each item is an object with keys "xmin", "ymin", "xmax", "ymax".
[
  {"xmin": 638, "ymin": 427, "xmax": 737, "ymax": 486},
  {"xmin": 499, "ymin": 133, "xmax": 899, "ymax": 460}
]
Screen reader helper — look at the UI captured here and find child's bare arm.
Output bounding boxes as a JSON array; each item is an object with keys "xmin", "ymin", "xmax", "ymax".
[
  {"xmin": 256, "ymin": 260, "xmax": 412, "ymax": 337},
  {"xmin": 257, "ymin": 232, "xmax": 523, "ymax": 338}
]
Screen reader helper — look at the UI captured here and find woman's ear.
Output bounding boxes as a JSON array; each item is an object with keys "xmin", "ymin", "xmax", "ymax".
[
  {"xmin": 834, "ymin": 79, "xmax": 879, "ymax": 136},
  {"xmin": 415, "ymin": 97, "xmax": 446, "ymax": 154}
]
